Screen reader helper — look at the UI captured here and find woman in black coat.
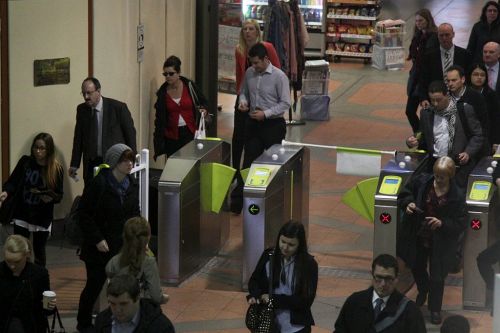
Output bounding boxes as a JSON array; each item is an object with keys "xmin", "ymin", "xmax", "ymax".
[
  {"xmin": 397, "ymin": 156, "xmax": 466, "ymax": 325},
  {"xmin": 405, "ymin": 8, "xmax": 438, "ymax": 134},
  {"xmin": 0, "ymin": 132, "xmax": 63, "ymax": 267},
  {"xmin": 468, "ymin": 62, "xmax": 500, "ymax": 153},
  {"xmin": 467, "ymin": 1, "xmax": 500, "ymax": 63},
  {"xmin": 248, "ymin": 221, "xmax": 318, "ymax": 332},
  {"xmin": 76, "ymin": 143, "xmax": 140, "ymax": 332},
  {"xmin": 0, "ymin": 235, "xmax": 56, "ymax": 333},
  {"xmin": 153, "ymin": 55, "xmax": 209, "ymax": 160}
]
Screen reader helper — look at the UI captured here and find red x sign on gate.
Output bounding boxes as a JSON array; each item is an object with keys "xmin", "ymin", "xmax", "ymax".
[
  {"xmin": 379, "ymin": 213, "xmax": 391, "ymax": 224},
  {"xmin": 470, "ymin": 219, "xmax": 482, "ymax": 230}
]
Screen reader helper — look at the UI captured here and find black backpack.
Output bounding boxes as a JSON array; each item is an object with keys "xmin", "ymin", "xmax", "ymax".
[{"xmin": 63, "ymin": 195, "xmax": 82, "ymax": 247}]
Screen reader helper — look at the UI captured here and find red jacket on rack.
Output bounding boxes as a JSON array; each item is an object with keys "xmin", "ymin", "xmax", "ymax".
[{"xmin": 235, "ymin": 41, "xmax": 281, "ymax": 94}]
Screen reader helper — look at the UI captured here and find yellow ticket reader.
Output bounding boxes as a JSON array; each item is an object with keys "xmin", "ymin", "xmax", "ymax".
[{"xmin": 463, "ymin": 157, "xmax": 499, "ymax": 309}]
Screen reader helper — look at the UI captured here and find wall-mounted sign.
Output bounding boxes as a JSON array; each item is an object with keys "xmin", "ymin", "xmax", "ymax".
[{"xmin": 33, "ymin": 57, "xmax": 70, "ymax": 86}]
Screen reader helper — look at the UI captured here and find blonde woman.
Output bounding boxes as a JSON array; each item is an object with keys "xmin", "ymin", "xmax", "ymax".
[
  {"xmin": 231, "ymin": 19, "xmax": 281, "ymax": 214},
  {"xmin": 0, "ymin": 235, "xmax": 56, "ymax": 333},
  {"xmin": 106, "ymin": 217, "xmax": 168, "ymax": 304},
  {"xmin": 0, "ymin": 132, "xmax": 63, "ymax": 267}
]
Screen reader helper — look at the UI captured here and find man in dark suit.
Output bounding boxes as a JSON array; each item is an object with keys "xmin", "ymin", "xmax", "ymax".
[
  {"xmin": 334, "ymin": 254, "xmax": 426, "ymax": 333},
  {"xmin": 69, "ymin": 77, "xmax": 137, "ymax": 186},
  {"xmin": 483, "ymin": 41, "xmax": 500, "ymax": 94},
  {"xmin": 407, "ymin": 81, "xmax": 484, "ymax": 188},
  {"xmin": 446, "ymin": 65, "xmax": 490, "ymax": 155},
  {"xmin": 419, "ymin": 23, "xmax": 471, "ymax": 108}
]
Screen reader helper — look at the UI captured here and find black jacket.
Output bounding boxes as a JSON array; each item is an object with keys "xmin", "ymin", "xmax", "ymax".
[
  {"xmin": 417, "ymin": 102, "xmax": 484, "ymax": 160},
  {"xmin": 153, "ymin": 76, "xmax": 208, "ymax": 159},
  {"xmin": 0, "ymin": 261, "xmax": 51, "ymax": 333},
  {"xmin": 479, "ymin": 87, "xmax": 500, "ymax": 146},
  {"xmin": 248, "ymin": 248, "xmax": 318, "ymax": 328},
  {"xmin": 95, "ymin": 298, "xmax": 175, "ymax": 333},
  {"xmin": 334, "ymin": 287, "xmax": 426, "ymax": 333},
  {"xmin": 70, "ymin": 97, "xmax": 137, "ymax": 168},
  {"xmin": 397, "ymin": 173, "xmax": 466, "ymax": 275},
  {"xmin": 78, "ymin": 168, "xmax": 140, "ymax": 264},
  {"xmin": 2, "ymin": 155, "xmax": 63, "ymax": 228},
  {"xmin": 418, "ymin": 46, "xmax": 471, "ymax": 102},
  {"xmin": 467, "ymin": 19, "xmax": 500, "ymax": 63}
]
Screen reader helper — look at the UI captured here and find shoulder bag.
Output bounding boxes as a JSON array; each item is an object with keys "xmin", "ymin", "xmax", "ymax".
[
  {"xmin": 245, "ymin": 251, "xmax": 276, "ymax": 333},
  {"xmin": 0, "ymin": 159, "xmax": 29, "ymax": 225}
]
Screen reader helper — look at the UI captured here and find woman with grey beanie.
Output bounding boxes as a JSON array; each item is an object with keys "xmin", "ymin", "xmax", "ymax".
[{"xmin": 76, "ymin": 143, "xmax": 140, "ymax": 332}]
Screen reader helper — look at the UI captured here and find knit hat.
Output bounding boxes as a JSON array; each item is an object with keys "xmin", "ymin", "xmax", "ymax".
[{"xmin": 105, "ymin": 143, "xmax": 132, "ymax": 169}]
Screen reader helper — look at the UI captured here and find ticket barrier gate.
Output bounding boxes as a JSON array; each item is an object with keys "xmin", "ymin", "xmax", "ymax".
[
  {"xmin": 463, "ymin": 157, "xmax": 499, "ymax": 309},
  {"xmin": 242, "ymin": 144, "xmax": 310, "ymax": 289},
  {"xmin": 373, "ymin": 151, "xmax": 427, "ymax": 257},
  {"xmin": 157, "ymin": 139, "xmax": 231, "ymax": 285}
]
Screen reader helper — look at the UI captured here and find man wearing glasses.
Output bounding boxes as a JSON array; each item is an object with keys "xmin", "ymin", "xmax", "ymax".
[
  {"xmin": 334, "ymin": 254, "xmax": 426, "ymax": 333},
  {"xmin": 69, "ymin": 77, "xmax": 137, "ymax": 186}
]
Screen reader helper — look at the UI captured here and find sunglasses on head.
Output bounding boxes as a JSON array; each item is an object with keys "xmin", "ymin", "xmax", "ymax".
[{"xmin": 163, "ymin": 71, "xmax": 177, "ymax": 77}]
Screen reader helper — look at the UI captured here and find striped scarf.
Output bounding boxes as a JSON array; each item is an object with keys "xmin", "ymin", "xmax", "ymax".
[{"xmin": 434, "ymin": 99, "xmax": 457, "ymax": 153}]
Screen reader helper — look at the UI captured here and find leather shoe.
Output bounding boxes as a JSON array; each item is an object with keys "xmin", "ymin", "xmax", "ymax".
[
  {"xmin": 415, "ymin": 292, "xmax": 427, "ymax": 306},
  {"xmin": 430, "ymin": 311, "xmax": 442, "ymax": 325}
]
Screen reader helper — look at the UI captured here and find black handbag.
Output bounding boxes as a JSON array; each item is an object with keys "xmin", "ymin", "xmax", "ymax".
[
  {"xmin": 46, "ymin": 306, "xmax": 66, "ymax": 333},
  {"xmin": 0, "ymin": 159, "xmax": 29, "ymax": 225},
  {"xmin": 245, "ymin": 251, "xmax": 276, "ymax": 333}
]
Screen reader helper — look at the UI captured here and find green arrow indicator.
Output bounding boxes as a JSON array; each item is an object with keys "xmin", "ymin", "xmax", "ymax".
[{"xmin": 248, "ymin": 204, "xmax": 260, "ymax": 215}]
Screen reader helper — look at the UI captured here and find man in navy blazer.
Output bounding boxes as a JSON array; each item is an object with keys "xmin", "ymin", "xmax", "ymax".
[
  {"xmin": 69, "ymin": 77, "xmax": 137, "ymax": 186},
  {"xmin": 334, "ymin": 254, "xmax": 426, "ymax": 333},
  {"xmin": 419, "ymin": 23, "xmax": 471, "ymax": 107}
]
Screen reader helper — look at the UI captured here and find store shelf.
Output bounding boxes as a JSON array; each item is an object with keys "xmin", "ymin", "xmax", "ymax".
[
  {"xmin": 325, "ymin": 50, "xmax": 373, "ymax": 57},
  {"xmin": 327, "ymin": 14, "xmax": 376, "ymax": 20},
  {"xmin": 299, "ymin": 4, "xmax": 323, "ymax": 9},
  {"xmin": 244, "ymin": 1, "xmax": 268, "ymax": 5},
  {"xmin": 327, "ymin": 0, "xmax": 377, "ymax": 4},
  {"xmin": 327, "ymin": 33, "xmax": 373, "ymax": 39},
  {"xmin": 306, "ymin": 21, "xmax": 323, "ymax": 26}
]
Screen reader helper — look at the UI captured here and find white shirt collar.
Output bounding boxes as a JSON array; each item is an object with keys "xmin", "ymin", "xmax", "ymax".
[
  {"xmin": 372, "ymin": 290, "xmax": 390, "ymax": 306},
  {"xmin": 95, "ymin": 96, "xmax": 103, "ymax": 112}
]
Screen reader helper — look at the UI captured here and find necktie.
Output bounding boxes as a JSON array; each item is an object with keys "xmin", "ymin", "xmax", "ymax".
[
  {"xmin": 89, "ymin": 108, "xmax": 98, "ymax": 159},
  {"xmin": 373, "ymin": 298, "xmax": 384, "ymax": 320},
  {"xmin": 488, "ymin": 67, "xmax": 495, "ymax": 90},
  {"xmin": 443, "ymin": 51, "xmax": 452, "ymax": 74}
]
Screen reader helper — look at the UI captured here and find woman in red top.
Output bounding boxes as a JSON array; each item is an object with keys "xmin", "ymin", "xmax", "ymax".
[
  {"xmin": 153, "ymin": 55, "xmax": 208, "ymax": 159},
  {"xmin": 230, "ymin": 19, "xmax": 280, "ymax": 213}
]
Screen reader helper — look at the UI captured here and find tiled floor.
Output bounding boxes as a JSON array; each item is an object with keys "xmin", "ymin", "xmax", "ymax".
[{"xmin": 20, "ymin": 0, "xmax": 496, "ymax": 332}]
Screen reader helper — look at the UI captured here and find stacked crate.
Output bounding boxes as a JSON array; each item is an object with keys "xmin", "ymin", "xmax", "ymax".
[{"xmin": 300, "ymin": 60, "xmax": 331, "ymax": 121}]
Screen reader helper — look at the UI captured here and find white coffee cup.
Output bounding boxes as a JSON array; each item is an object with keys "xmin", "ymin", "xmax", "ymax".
[{"xmin": 43, "ymin": 290, "xmax": 56, "ymax": 310}]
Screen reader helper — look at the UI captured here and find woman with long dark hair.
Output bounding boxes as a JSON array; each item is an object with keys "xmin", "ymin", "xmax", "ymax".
[
  {"xmin": 405, "ymin": 9, "xmax": 438, "ymax": 134},
  {"xmin": 0, "ymin": 132, "xmax": 63, "ymax": 267},
  {"xmin": 468, "ymin": 62, "xmax": 500, "ymax": 152},
  {"xmin": 467, "ymin": 1, "xmax": 500, "ymax": 63},
  {"xmin": 248, "ymin": 221, "xmax": 318, "ymax": 332},
  {"xmin": 106, "ymin": 216, "xmax": 168, "ymax": 304}
]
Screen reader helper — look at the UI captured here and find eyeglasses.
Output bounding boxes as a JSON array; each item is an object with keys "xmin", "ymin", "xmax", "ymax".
[
  {"xmin": 162, "ymin": 71, "xmax": 177, "ymax": 77},
  {"xmin": 373, "ymin": 275, "xmax": 396, "ymax": 283},
  {"xmin": 81, "ymin": 90, "xmax": 97, "ymax": 96}
]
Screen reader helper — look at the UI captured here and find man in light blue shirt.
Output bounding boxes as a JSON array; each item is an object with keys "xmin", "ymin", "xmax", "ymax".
[{"xmin": 230, "ymin": 43, "xmax": 291, "ymax": 213}]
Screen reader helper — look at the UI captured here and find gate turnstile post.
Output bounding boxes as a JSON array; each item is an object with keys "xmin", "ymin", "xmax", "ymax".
[
  {"xmin": 242, "ymin": 144, "xmax": 309, "ymax": 289},
  {"xmin": 463, "ymin": 157, "xmax": 498, "ymax": 310},
  {"xmin": 494, "ymin": 274, "xmax": 500, "ymax": 330},
  {"xmin": 373, "ymin": 152, "xmax": 426, "ymax": 258},
  {"xmin": 157, "ymin": 140, "xmax": 231, "ymax": 285}
]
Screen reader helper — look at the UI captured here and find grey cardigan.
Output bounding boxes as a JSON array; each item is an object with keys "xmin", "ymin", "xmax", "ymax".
[{"xmin": 105, "ymin": 253, "xmax": 163, "ymax": 304}]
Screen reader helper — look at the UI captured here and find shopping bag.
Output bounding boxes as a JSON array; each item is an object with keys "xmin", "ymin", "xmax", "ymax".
[{"xmin": 195, "ymin": 112, "xmax": 206, "ymax": 139}]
